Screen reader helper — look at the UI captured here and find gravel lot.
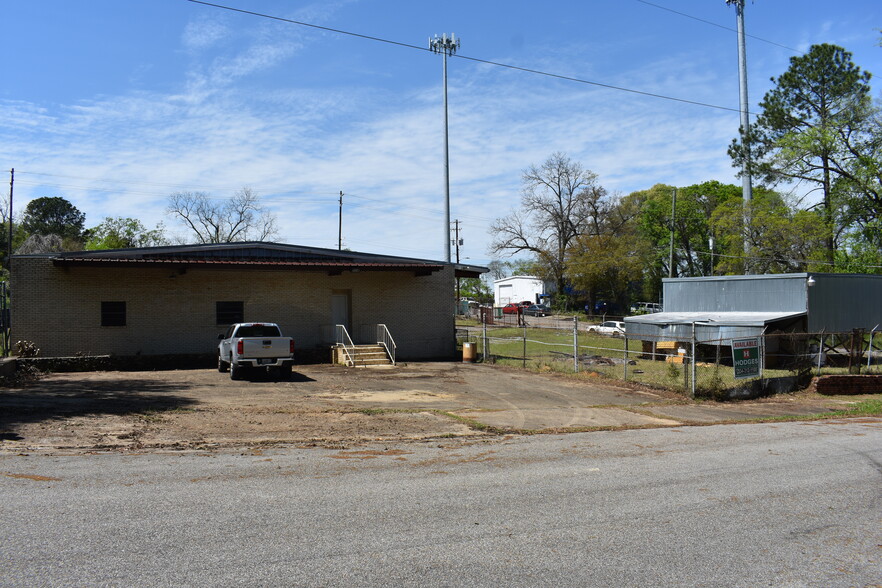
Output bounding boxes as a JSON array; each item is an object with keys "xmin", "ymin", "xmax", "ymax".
[{"xmin": 0, "ymin": 361, "xmax": 856, "ymax": 453}]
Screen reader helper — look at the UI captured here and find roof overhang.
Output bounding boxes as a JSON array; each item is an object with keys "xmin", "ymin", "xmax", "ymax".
[
  {"xmin": 624, "ymin": 311, "xmax": 808, "ymax": 343},
  {"xmin": 50, "ymin": 256, "xmax": 445, "ymax": 275},
  {"xmin": 28, "ymin": 242, "xmax": 489, "ymax": 278},
  {"xmin": 624, "ymin": 311, "xmax": 807, "ymax": 328}
]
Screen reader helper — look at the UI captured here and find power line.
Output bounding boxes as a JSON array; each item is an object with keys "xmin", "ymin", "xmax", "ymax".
[
  {"xmin": 636, "ymin": 0, "xmax": 802, "ymax": 54},
  {"xmin": 186, "ymin": 0, "xmax": 748, "ymax": 115}
]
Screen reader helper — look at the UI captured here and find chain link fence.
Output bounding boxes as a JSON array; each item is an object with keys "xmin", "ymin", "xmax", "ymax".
[{"xmin": 457, "ymin": 318, "xmax": 882, "ymax": 399}]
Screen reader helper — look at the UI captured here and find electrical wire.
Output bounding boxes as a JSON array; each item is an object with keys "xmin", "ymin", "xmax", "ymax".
[
  {"xmin": 635, "ymin": 0, "xmax": 802, "ymax": 54},
  {"xmin": 186, "ymin": 0, "xmax": 749, "ymax": 115}
]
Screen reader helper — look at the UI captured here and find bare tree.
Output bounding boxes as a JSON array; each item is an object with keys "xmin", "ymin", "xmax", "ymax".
[
  {"xmin": 489, "ymin": 152, "xmax": 607, "ymax": 294},
  {"xmin": 167, "ymin": 187, "xmax": 279, "ymax": 244},
  {"xmin": 15, "ymin": 234, "xmax": 65, "ymax": 254}
]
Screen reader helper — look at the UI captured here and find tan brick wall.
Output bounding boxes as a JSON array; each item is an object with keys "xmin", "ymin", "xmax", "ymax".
[{"xmin": 12, "ymin": 257, "xmax": 456, "ymax": 359}]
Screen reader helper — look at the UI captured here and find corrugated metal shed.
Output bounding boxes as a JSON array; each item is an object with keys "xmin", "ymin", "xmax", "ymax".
[
  {"xmin": 804, "ymin": 274, "xmax": 882, "ymax": 331},
  {"xmin": 662, "ymin": 274, "xmax": 808, "ymax": 313},
  {"xmin": 625, "ymin": 273, "xmax": 882, "ymax": 342}
]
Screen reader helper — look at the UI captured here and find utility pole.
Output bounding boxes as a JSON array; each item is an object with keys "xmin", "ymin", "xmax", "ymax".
[
  {"xmin": 6, "ymin": 168, "xmax": 12, "ymax": 358},
  {"xmin": 668, "ymin": 188, "xmax": 677, "ymax": 279},
  {"xmin": 7, "ymin": 169, "xmax": 13, "ymax": 271},
  {"xmin": 727, "ymin": 0, "xmax": 753, "ymax": 273},
  {"xmin": 337, "ymin": 190, "xmax": 343, "ymax": 251},
  {"xmin": 429, "ymin": 33, "xmax": 460, "ymax": 263}
]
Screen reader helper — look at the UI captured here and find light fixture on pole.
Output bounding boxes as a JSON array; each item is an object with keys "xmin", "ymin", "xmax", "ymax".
[{"xmin": 429, "ymin": 32, "xmax": 460, "ymax": 263}]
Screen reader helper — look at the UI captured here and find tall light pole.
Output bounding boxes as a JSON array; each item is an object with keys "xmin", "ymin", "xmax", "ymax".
[
  {"xmin": 429, "ymin": 33, "xmax": 460, "ymax": 263},
  {"xmin": 727, "ymin": 0, "xmax": 753, "ymax": 272}
]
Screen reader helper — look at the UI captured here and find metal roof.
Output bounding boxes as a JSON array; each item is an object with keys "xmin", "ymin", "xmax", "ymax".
[
  {"xmin": 624, "ymin": 311, "xmax": 807, "ymax": 343},
  {"xmin": 14, "ymin": 241, "xmax": 488, "ymax": 277},
  {"xmin": 624, "ymin": 311, "xmax": 807, "ymax": 327}
]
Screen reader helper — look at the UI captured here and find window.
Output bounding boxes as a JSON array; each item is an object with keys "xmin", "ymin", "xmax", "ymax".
[
  {"xmin": 101, "ymin": 301, "xmax": 126, "ymax": 327},
  {"xmin": 216, "ymin": 301, "xmax": 244, "ymax": 325}
]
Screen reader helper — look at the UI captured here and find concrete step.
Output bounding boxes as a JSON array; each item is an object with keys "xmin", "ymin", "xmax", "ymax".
[{"xmin": 347, "ymin": 344, "xmax": 393, "ymax": 367}]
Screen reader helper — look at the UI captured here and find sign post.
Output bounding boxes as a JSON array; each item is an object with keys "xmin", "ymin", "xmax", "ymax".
[{"xmin": 732, "ymin": 337, "xmax": 761, "ymax": 379}]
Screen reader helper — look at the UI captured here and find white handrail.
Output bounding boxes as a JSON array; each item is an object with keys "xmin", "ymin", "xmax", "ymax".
[
  {"xmin": 377, "ymin": 324, "xmax": 396, "ymax": 366},
  {"xmin": 335, "ymin": 324, "xmax": 355, "ymax": 367}
]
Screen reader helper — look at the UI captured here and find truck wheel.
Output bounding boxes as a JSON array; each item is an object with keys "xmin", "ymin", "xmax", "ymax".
[
  {"xmin": 230, "ymin": 362, "xmax": 244, "ymax": 381},
  {"xmin": 279, "ymin": 364, "xmax": 292, "ymax": 380},
  {"xmin": 217, "ymin": 355, "xmax": 229, "ymax": 372}
]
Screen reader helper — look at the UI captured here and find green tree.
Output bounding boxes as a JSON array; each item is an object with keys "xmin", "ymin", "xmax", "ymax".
[
  {"xmin": 729, "ymin": 44, "xmax": 876, "ymax": 264},
  {"xmin": 20, "ymin": 196, "xmax": 85, "ymax": 242},
  {"xmin": 84, "ymin": 217, "xmax": 168, "ymax": 250},
  {"xmin": 567, "ymin": 192, "xmax": 646, "ymax": 312},
  {"xmin": 458, "ymin": 278, "xmax": 493, "ymax": 303},
  {"xmin": 634, "ymin": 182, "xmax": 742, "ymax": 282},
  {"xmin": 711, "ymin": 191, "xmax": 828, "ymax": 274}
]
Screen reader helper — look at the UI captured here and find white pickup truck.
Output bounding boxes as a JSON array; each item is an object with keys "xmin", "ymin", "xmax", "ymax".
[{"xmin": 217, "ymin": 323, "xmax": 295, "ymax": 380}]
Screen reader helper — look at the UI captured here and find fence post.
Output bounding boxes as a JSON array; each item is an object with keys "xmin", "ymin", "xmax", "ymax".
[
  {"xmin": 482, "ymin": 319, "xmax": 488, "ymax": 363},
  {"xmin": 817, "ymin": 334, "xmax": 824, "ymax": 377},
  {"xmin": 690, "ymin": 323, "xmax": 696, "ymax": 399},
  {"xmin": 623, "ymin": 335, "xmax": 628, "ymax": 381},
  {"xmin": 523, "ymin": 322, "xmax": 527, "ymax": 369},
  {"xmin": 573, "ymin": 316, "xmax": 579, "ymax": 373},
  {"xmin": 869, "ymin": 328, "xmax": 877, "ymax": 372}
]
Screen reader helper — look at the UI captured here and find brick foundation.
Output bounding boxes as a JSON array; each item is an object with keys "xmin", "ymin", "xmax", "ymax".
[{"xmin": 812, "ymin": 375, "xmax": 882, "ymax": 395}]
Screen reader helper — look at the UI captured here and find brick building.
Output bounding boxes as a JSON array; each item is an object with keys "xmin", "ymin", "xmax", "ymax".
[{"xmin": 12, "ymin": 242, "xmax": 486, "ymax": 359}]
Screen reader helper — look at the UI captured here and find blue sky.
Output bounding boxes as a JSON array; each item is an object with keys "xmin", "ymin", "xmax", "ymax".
[{"xmin": 3, "ymin": 0, "xmax": 881, "ymax": 266}]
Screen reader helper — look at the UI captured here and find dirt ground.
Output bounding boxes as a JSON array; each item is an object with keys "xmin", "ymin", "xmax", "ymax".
[{"xmin": 0, "ymin": 362, "xmax": 862, "ymax": 453}]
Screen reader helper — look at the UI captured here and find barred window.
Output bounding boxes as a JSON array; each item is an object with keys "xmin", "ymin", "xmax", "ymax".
[
  {"xmin": 101, "ymin": 301, "xmax": 126, "ymax": 327},
  {"xmin": 216, "ymin": 301, "xmax": 244, "ymax": 325}
]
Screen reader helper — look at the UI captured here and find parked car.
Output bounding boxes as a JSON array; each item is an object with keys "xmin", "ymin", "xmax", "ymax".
[
  {"xmin": 502, "ymin": 303, "xmax": 522, "ymax": 315},
  {"xmin": 630, "ymin": 302, "xmax": 662, "ymax": 315},
  {"xmin": 588, "ymin": 320, "xmax": 626, "ymax": 337},
  {"xmin": 217, "ymin": 322, "xmax": 295, "ymax": 380},
  {"xmin": 518, "ymin": 300, "xmax": 535, "ymax": 307},
  {"xmin": 524, "ymin": 304, "xmax": 551, "ymax": 317}
]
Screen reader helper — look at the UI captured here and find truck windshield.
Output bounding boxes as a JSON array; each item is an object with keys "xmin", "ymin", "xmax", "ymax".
[{"xmin": 235, "ymin": 325, "xmax": 282, "ymax": 338}]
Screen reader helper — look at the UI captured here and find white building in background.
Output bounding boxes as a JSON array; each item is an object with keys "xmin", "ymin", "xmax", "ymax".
[{"xmin": 493, "ymin": 275, "xmax": 550, "ymax": 307}]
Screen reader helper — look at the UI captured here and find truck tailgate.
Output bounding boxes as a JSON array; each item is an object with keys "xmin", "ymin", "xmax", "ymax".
[{"xmin": 239, "ymin": 338, "xmax": 291, "ymax": 358}]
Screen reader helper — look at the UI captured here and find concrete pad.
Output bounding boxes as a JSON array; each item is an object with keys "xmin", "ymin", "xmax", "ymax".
[{"xmin": 454, "ymin": 407, "xmax": 680, "ymax": 430}]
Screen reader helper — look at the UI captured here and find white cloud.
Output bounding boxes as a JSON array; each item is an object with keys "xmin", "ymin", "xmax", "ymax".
[{"xmin": 182, "ymin": 16, "xmax": 229, "ymax": 51}]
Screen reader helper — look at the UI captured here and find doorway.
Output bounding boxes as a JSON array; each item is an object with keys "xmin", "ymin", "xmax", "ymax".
[{"xmin": 330, "ymin": 290, "xmax": 351, "ymax": 334}]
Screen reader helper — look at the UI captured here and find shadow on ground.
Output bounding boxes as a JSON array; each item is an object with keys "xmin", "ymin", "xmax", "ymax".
[
  {"xmin": 231, "ymin": 369, "xmax": 317, "ymax": 383},
  {"xmin": 0, "ymin": 377, "xmax": 197, "ymax": 440}
]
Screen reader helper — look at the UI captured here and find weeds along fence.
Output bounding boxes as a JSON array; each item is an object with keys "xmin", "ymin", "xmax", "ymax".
[{"xmin": 456, "ymin": 319, "xmax": 882, "ymax": 399}]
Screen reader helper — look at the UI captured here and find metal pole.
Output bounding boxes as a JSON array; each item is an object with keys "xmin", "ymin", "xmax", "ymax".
[
  {"xmin": 573, "ymin": 316, "xmax": 579, "ymax": 373},
  {"xmin": 6, "ymin": 168, "xmax": 11, "ymax": 358},
  {"xmin": 668, "ymin": 188, "xmax": 677, "ymax": 278},
  {"xmin": 442, "ymin": 47, "xmax": 451, "ymax": 263},
  {"xmin": 430, "ymin": 33, "xmax": 459, "ymax": 264},
  {"xmin": 7, "ymin": 168, "xmax": 13, "ymax": 269},
  {"xmin": 338, "ymin": 190, "xmax": 343, "ymax": 250},
  {"xmin": 727, "ymin": 0, "xmax": 753, "ymax": 272},
  {"xmin": 817, "ymin": 334, "xmax": 824, "ymax": 376},
  {"xmin": 523, "ymin": 321, "xmax": 527, "ymax": 369},
  {"xmin": 623, "ymin": 335, "xmax": 628, "ymax": 381},
  {"xmin": 869, "ymin": 325, "xmax": 878, "ymax": 371},
  {"xmin": 690, "ymin": 323, "xmax": 696, "ymax": 399},
  {"xmin": 482, "ymin": 317, "xmax": 488, "ymax": 363}
]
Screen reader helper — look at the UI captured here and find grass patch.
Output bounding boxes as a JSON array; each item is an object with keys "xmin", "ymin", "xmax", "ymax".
[
  {"xmin": 353, "ymin": 407, "xmax": 413, "ymax": 416},
  {"xmin": 826, "ymin": 398, "xmax": 882, "ymax": 417}
]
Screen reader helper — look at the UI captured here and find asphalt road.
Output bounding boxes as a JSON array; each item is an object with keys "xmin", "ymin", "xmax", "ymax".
[{"xmin": 2, "ymin": 419, "xmax": 880, "ymax": 587}]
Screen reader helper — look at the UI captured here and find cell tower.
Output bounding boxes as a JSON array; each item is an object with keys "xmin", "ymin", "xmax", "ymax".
[{"xmin": 429, "ymin": 33, "xmax": 460, "ymax": 264}]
